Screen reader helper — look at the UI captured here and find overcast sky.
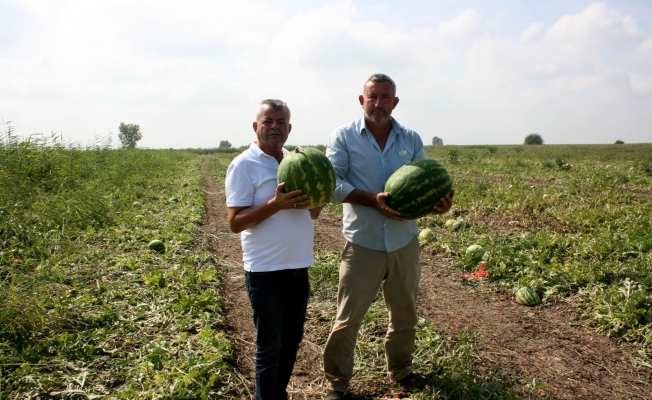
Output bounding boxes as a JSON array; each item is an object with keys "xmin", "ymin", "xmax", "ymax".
[{"xmin": 1, "ymin": 0, "xmax": 651, "ymax": 148}]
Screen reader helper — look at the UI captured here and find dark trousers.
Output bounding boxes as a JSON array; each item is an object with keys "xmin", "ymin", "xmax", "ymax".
[{"xmin": 245, "ymin": 268, "xmax": 310, "ymax": 400}]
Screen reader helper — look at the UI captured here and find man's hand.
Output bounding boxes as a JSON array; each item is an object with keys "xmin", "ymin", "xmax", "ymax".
[
  {"xmin": 274, "ymin": 182, "xmax": 309, "ymax": 210},
  {"xmin": 375, "ymin": 192, "xmax": 404, "ymax": 221},
  {"xmin": 430, "ymin": 190, "xmax": 455, "ymax": 215},
  {"xmin": 227, "ymin": 183, "xmax": 310, "ymax": 233}
]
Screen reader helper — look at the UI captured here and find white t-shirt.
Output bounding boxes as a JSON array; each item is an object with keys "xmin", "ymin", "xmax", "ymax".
[{"xmin": 225, "ymin": 142, "xmax": 315, "ymax": 272}]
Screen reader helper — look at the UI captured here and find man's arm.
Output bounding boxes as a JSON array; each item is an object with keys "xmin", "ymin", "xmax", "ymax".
[
  {"xmin": 227, "ymin": 183, "xmax": 308, "ymax": 233},
  {"xmin": 342, "ymin": 189, "xmax": 404, "ymax": 221}
]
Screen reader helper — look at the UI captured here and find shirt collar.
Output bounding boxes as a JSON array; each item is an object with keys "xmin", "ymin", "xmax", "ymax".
[
  {"xmin": 250, "ymin": 141, "xmax": 289, "ymax": 159},
  {"xmin": 359, "ymin": 117, "xmax": 402, "ymax": 135}
]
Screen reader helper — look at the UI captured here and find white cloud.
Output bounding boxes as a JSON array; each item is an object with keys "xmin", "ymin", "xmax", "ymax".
[
  {"xmin": 437, "ymin": 9, "xmax": 483, "ymax": 41},
  {"xmin": 544, "ymin": 2, "xmax": 642, "ymax": 51},
  {"xmin": 519, "ymin": 22, "xmax": 545, "ymax": 43},
  {"xmin": 631, "ymin": 36, "xmax": 652, "ymax": 66},
  {"xmin": 630, "ymin": 72, "xmax": 652, "ymax": 95}
]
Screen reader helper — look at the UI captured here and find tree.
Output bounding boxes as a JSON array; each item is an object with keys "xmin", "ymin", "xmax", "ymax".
[
  {"xmin": 118, "ymin": 123, "xmax": 142, "ymax": 148},
  {"xmin": 524, "ymin": 133, "xmax": 544, "ymax": 145},
  {"xmin": 431, "ymin": 136, "xmax": 443, "ymax": 145},
  {"xmin": 614, "ymin": 140, "xmax": 625, "ymax": 144},
  {"xmin": 219, "ymin": 140, "xmax": 232, "ymax": 148}
]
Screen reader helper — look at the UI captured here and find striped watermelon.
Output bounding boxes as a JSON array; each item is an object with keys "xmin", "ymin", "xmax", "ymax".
[
  {"xmin": 384, "ymin": 158, "xmax": 453, "ymax": 220},
  {"xmin": 278, "ymin": 146, "xmax": 336, "ymax": 209},
  {"xmin": 515, "ymin": 287, "xmax": 540, "ymax": 306}
]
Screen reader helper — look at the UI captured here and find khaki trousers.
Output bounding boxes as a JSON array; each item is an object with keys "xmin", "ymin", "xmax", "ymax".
[{"xmin": 323, "ymin": 238, "xmax": 421, "ymax": 392}]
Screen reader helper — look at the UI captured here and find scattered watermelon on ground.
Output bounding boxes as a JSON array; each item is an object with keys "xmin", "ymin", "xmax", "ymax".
[
  {"xmin": 384, "ymin": 158, "xmax": 453, "ymax": 220},
  {"xmin": 465, "ymin": 244, "xmax": 485, "ymax": 261},
  {"xmin": 449, "ymin": 218, "xmax": 470, "ymax": 231},
  {"xmin": 148, "ymin": 239, "xmax": 166, "ymax": 253},
  {"xmin": 277, "ymin": 147, "xmax": 336, "ymax": 209},
  {"xmin": 515, "ymin": 287, "xmax": 540, "ymax": 306}
]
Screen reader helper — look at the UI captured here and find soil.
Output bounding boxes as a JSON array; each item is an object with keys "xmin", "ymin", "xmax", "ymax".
[{"xmin": 200, "ymin": 163, "xmax": 651, "ymax": 400}]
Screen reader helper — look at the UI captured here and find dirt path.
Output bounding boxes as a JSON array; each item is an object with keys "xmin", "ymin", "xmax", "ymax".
[{"xmin": 200, "ymin": 163, "xmax": 651, "ymax": 399}]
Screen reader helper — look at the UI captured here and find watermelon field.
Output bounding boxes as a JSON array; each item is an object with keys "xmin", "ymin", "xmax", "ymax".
[{"xmin": 1, "ymin": 125, "xmax": 651, "ymax": 398}]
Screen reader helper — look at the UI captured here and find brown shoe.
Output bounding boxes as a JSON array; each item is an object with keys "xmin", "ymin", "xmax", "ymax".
[
  {"xmin": 398, "ymin": 372, "xmax": 430, "ymax": 390},
  {"xmin": 324, "ymin": 390, "xmax": 345, "ymax": 400}
]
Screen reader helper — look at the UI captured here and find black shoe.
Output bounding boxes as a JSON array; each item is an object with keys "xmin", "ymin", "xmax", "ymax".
[
  {"xmin": 324, "ymin": 390, "xmax": 345, "ymax": 400},
  {"xmin": 398, "ymin": 372, "xmax": 430, "ymax": 391}
]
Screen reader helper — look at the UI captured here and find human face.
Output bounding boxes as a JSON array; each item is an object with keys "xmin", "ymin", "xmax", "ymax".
[
  {"xmin": 252, "ymin": 105, "xmax": 292, "ymax": 154},
  {"xmin": 359, "ymin": 80, "xmax": 399, "ymax": 125}
]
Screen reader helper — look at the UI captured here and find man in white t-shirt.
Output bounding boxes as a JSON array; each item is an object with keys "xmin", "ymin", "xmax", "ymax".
[{"xmin": 225, "ymin": 99, "xmax": 322, "ymax": 400}]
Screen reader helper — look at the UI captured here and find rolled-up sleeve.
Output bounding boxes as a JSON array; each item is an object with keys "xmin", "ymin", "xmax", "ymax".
[{"xmin": 327, "ymin": 129, "xmax": 356, "ymax": 203}]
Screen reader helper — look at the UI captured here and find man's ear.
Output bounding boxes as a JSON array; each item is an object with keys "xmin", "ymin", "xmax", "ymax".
[
  {"xmin": 359, "ymin": 94, "xmax": 364, "ymax": 107},
  {"xmin": 392, "ymin": 97, "xmax": 399, "ymax": 109},
  {"xmin": 252, "ymin": 121, "xmax": 258, "ymax": 132},
  {"xmin": 288, "ymin": 123, "xmax": 292, "ymax": 134}
]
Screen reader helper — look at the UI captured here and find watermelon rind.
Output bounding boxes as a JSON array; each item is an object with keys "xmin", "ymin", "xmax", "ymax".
[
  {"xmin": 277, "ymin": 147, "xmax": 336, "ymax": 209},
  {"xmin": 515, "ymin": 287, "xmax": 540, "ymax": 306},
  {"xmin": 384, "ymin": 158, "xmax": 453, "ymax": 220},
  {"xmin": 451, "ymin": 219, "xmax": 470, "ymax": 231},
  {"xmin": 465, "ymin": 244, "xmax": 485, "ymax": 261},
  {"xmin": 418, "ymin": 228, "xmax": 436, "ymax": 243}
]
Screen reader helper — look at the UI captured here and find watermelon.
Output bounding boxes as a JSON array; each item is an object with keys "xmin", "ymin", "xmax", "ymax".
[
  {"xmin": 418, "ymin": 228, "xmax": 436, "ymax": 243},
  {"xmin": 452, "ymin": 219, "xmax": 470, "ymax": 231},
  {"xmin": 515, "ymin": 287, "xmax": 540, "ymax": 306},
  {"xmin": 446, "ymin": 218, "xmax": 469, "ymax": 231},
  {"xmin": 148, "ymin": 239, "xmax": 166, "ymax": 253},
  {"xmin": 465, "ymin": 244, "xmax": 485, "ymax": 261},
  {"xmin": 278, "ymin": 147, "xmax": 336, "ymax": 209},
  {"xmin": 384, "ymin": 158, "xmax": 453, "ymax": 220}
]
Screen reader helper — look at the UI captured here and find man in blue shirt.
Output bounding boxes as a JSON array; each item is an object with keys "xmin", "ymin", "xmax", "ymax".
[{"xmin": 323, "ymin": 74, "xmax": 454, "ymax": 400}]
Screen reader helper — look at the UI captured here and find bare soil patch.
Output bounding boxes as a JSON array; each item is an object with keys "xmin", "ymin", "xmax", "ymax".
[{"xmin": 200, "ymin": 164, "xmax": 651, "ymax": 399}]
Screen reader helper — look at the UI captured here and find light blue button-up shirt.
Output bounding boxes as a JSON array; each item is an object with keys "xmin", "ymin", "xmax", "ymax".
[{"xmin": 326, "ymin": 117, "xmax": 426, "ymax": 252}]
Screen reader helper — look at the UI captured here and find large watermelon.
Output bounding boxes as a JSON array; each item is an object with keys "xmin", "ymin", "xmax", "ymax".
[
  {"xmin": 278, "ymin": 146, "xmax": 336, "ymax": 209},
  {"xmin": 384, "ymin": 158, "xmax": 453, "ymax": 220}
]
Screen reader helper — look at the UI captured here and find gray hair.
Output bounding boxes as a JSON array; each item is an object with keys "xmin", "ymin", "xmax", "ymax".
[
  {"xmin": 255, "ymin": 99, "xmax": 291, "ymax": 121},
  {"xmin": 363, "ymin": 73, "xmax": 397, "ymax": 96}
]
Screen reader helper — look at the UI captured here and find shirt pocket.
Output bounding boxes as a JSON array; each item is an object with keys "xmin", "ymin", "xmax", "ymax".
[{"xmin": 392, "ymin": 147, "xmax": 415, "ymax": 169}]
